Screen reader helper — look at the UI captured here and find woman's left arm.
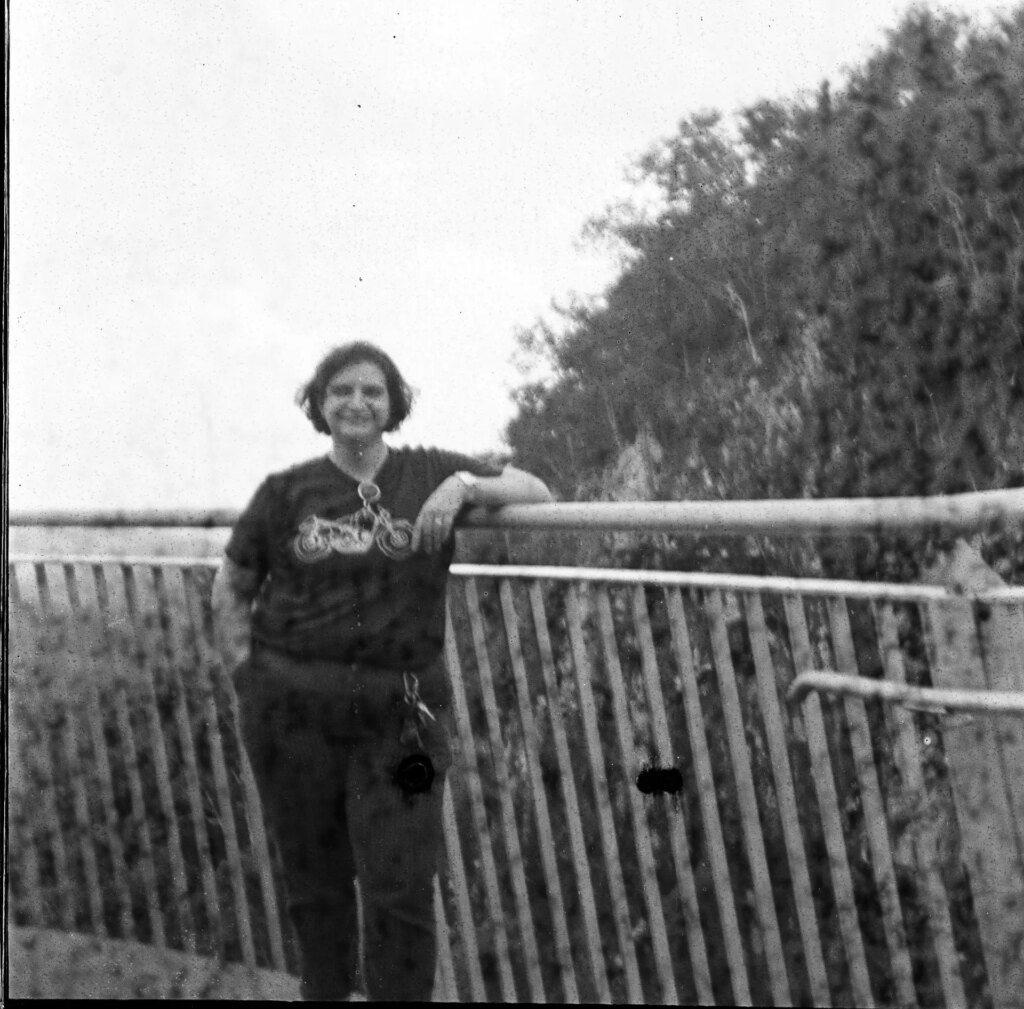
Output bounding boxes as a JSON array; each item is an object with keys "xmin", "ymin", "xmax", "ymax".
[
  {"xmin": 466, "ymin": 466, "xmax": 554, "ymax": 507},
  {"xmin": 413, "ymin": 466, "xmax": 553, "ymax": 554}
]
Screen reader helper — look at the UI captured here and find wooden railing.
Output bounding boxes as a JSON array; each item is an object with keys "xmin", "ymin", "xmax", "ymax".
[
  {"xmin": 8, "ymin": 491, "xmax": 1024, "ymax": 1005},
  {"xmin": 11, "ymin": 486, "xmax": 1024, "ymax": 533}
]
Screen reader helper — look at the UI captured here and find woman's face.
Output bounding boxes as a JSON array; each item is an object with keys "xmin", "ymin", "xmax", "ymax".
[{"xmin": 321, "ymin": 360, "xmax": 392, "ymax": 443}]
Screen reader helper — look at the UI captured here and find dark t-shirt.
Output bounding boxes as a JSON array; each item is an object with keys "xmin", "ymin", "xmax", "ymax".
[{"xmin": 225, "ymin": 447, "xmax": 501, "ymax": 667}]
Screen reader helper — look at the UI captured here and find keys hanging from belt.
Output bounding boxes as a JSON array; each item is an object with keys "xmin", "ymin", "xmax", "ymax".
[{"xmin": 401, "ymin": 672, "xmax": 436, "ymax": 748}]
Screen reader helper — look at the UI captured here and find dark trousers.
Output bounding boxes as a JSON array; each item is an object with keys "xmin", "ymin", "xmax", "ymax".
[{"xmin": 234, "ymin": 645, "xmax": 453, "ymax": 1002}]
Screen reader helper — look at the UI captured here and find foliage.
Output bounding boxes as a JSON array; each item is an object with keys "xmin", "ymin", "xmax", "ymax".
[{"xmin": 505, "ymin": 6, "xmax": 1024, "ymax": 581}]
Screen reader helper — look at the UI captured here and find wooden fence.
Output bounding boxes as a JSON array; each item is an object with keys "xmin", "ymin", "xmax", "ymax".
[{"xmin": 7, "ymin": 491, "xmax": 1024, "ymax": 1004}]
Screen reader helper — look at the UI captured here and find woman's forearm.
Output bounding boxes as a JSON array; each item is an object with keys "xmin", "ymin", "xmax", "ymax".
[
  {"xmin": 212, "ymin": 560, "xmax": 259, "ymax": 673},
  {"xmin": 471, "ymin": 465, "xmax": 553, "ymax": 506}
]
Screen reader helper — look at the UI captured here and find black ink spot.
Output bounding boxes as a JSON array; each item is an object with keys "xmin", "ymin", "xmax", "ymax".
[
  {"xmin": 636, "ymin": 766, "xmax": 684, "ymax": 795},
  {"xmin": 394, "ymin": 754, "xmax": 435, "ymax": 794}
]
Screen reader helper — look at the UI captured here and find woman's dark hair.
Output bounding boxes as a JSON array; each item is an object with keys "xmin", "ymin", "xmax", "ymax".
[{"xmin": 296, "ymin": 342, "xmax": 414, "ymax": 434}]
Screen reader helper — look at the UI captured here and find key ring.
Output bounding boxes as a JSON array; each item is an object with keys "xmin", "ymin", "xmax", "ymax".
[
  {"xmin": 403, "ymin": 673, "xmax": 436, "ymax": 722},
  {"xmin": 400, "ymin": 673, "xmax": 428, "ymax": 749},
  {"xmin": 358, "ymin": 481, "xmax": 382, "ymax": 506},
  {"xmin": 403, "ymin": 672, "xmax": 419, "ymax": 707}
]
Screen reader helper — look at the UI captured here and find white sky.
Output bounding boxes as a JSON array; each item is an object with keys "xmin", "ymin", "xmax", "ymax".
[{"xmin": 9, "ymin": 0, "xmax": 1016, "ymax": 510}]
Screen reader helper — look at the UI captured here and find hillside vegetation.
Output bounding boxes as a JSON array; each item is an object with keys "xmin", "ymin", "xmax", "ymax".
[{"xmin": 505, "ymin": 7, "xmax": 1024, "ymax": 580}]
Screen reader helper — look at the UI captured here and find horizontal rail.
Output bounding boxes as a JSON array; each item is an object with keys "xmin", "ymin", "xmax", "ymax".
[
  {"xmin": 451, "ymin": 564, "xmax": 1024, "ymax": 602},
  {"xmin": 788, "ymin": 671, "xmax": 1024, "ymax": 714},
  {"xmin": 10, "ymin": 557, "xmax": 1024, "ymax": 603},
  {"xmin": 9, "ymin": 555, "xmax": 223, "ymax": 568},
  {"xmin": 10, "ymin": 487, "xmax": 1024, "ymax": 534},
  {"xmin": 10, "ymin": 509, "xmax": 242, "ymax": 528}
]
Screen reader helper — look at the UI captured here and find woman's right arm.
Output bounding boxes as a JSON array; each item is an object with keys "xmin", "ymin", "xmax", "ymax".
[{"xmin": 212, "ymin": 556, "xmax": 262, "ymax": 674}]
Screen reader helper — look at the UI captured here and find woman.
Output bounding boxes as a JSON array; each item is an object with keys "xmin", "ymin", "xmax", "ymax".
[{"xmin": 212, "ymin": 341, "xmax": 552, "ymax": 1002}]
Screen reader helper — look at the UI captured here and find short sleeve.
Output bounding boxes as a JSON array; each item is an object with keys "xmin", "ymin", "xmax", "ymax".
[
  {"xmin": 429, "ymin": 449, "xmax": 503, "ymax": 481},
  {"xmin": 225, "ymin": 477, "xmax": 274, "ymax": 583}
]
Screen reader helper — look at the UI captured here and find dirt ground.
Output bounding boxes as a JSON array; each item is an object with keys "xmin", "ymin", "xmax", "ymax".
[{"xmin": 7, "ymin": 927, "xmax": 302, "ymax": 1000}]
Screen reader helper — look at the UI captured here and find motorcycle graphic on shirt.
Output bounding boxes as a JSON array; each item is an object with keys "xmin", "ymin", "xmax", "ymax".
[{"xmin": 293, "ymin": 480, "xmax": 415, "ymax": 562}]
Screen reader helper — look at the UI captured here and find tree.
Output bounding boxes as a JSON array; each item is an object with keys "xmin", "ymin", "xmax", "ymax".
[{"xmin": 505, "ymin": 5, "xmax": 1024, "ymax": 579}]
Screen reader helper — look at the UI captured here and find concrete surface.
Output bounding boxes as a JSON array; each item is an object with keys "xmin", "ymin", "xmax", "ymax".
[{"xmin": 7, "ymin": 926, "xmax": 302, "ymax": 1000}]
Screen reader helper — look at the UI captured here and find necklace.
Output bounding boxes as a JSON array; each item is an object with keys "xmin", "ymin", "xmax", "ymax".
[{"xmin": 328, "ymin": 444, "xmax": 389, "ymax": 484}]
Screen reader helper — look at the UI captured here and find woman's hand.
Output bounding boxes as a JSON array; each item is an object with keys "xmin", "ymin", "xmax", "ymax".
[{"xmin": 412, "ymin": 476, "xmax": 469, "ymax": 554}]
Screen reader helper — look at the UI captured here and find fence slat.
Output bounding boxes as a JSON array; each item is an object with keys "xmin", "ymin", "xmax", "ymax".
[
  {"xmin": 704, "ymin": 589, "xmax": 792, "ymax": 1006},
  {"xmin": 594, "ymin": 584, "xmax": 679, "ymax": 1003},
  {"xmin": 923, "ymin": 584, "xmax": 1024, "ymax": 1008},
  {"xmin": 34, "ymin": 562, "xmax": 55, "ymax": 614},
  {"xmin": 112, "ymin": 681, "xmax": 168, "ymax": 946},
  {"xmin": 433, "ymin": 874, "xmax": 459, "ymax": 1001},
  {"xmin": 32, "ymin": 563, "xmax": 84, "ymax": 933},
  {"xmin": 565, "ymin": 582, "xmax": 645, "ymax": 1003},
  {"xmin": 187, "ymin": 563, "xmax": 288, "ymax": 973},
  {"xmin": 62, "ymin": 564, "xmax": 167, "ymax": 951},
  {"xmin": 82, "ymin": 671, "xmax": 137, "ymax": 940},
  {"xmin": 27, "ymin": 719, "xmax": 78, "ymax": 932},
  {"xmin": 212, "ymin": 651, "xmax": 289, "ymax": 973},
  {"xmin": 743, "ymin": 591, "xmax": 831, "ymax": 1006},
  {"xmin": 664, "ymin": 586, "xmax": 752, "ymax": 1006},
  {"xmin": 443, "ymin": 608, "xmax": 519, "ymax": 1002},
  {"xmin": 60, "ymin": 702, "xmax": 108, "ymax": 937},
  {"xmin": 66, "ymin": 561, "xmax": 168, "ymax": 946},
  {"xmin": 55, "ymin": 566, "xmax": 108, "ymax": 939},
  {"xmin": 463, "ymin": 578, "xmax": 546, "ymax": 1002},
  {"xmin": 875, "ymin": 602, "xmax": 966, "ymax": 1009},
  {"xmin": 9, "ymin": 564, "xmax": 48, "ymax": 929},
  {"xmin": 10, "ymin": 807, "xmax": 46, "ymax": 927},
  {"xmin": 783, "ymin": 594, "xmax": 874, "ymax": 1007},
  {"xmin": 183, "ymin": 561, "xmax": 286, "ymax": 969},
  {"xmin": 825, "ymin": 597, "xmax": 917, "ymax": 1006},
  {"xmin": 9, "ymin": 561, "xmax": 24, "ymax": 606},
  {"xmin": 982, "ymin": 598, "xmax": 1024, "ymax": 840},
  {"xmin": 441, "ymin": 782, "xmax": 487, "ymax": 1002},
  {"xmin": 125, "ymin": 563, "xmax": 224, "ymax": 954},
  {"xmin": 498, "ymin": 578, "xmax": 580, "ymax": 1002},
  {"xmin": 14, "ymin": 561, "xmax": 41, "ymax": 610},
  {"xmin": 236, "ymin": 751, "xmax": 287, "ymax": 970},
  {"xmin": 630, "ymin": 585, "xmax": 714, "ymax": 1003},
  {"xmin": 526, "ymin": 581, "xmax": 612, "ymax": 1003},
  {"xmin": 165, "ymin": 565, "xmax": 256, "ymax": 966},
  {"xmin": 179, "ymin": 567, "xmax": 265, "ymax": 963},
  {"xmin": 93, "ymin": 563, "xmax": 198, "ymax": 954},
  {"xmin": 8, "ymin": 640, "xmax": 45, "ymax": 923}
]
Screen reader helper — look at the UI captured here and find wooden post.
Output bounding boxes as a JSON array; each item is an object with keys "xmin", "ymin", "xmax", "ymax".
[{"xmin": 923, "ymin": 539, "xmax": 1024, "ymax": 1009}]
